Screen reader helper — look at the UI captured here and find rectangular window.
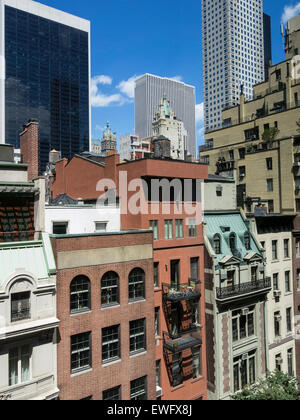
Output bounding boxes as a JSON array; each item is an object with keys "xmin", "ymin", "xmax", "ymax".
[
  {"xmin": 175, "ymin": 220, "xmax": 184, "ymax": 239},
  {"xmin": 275, "ymin": 354, "xmax": 282, "ymax": 371},
  {"xmin": 285, "ymin": 271, "xmax": 291, "ymax": 293},
  {"xmin": 103, "ymin": 386, "xmax": 121, "ymax": 400},
  {"xmin": 154, "ymin": 262, "xmax": 159, "ymax": 288},
  {"xmin": 155, "ymin": 307, "xmax": 160, "ymax": 337},
  {"xmin": 239, "ymin": 166, "xmax": 246, "ymax": 178},
  {"xmin": 296, "ymin": 199, "xmax": 300, "ymax": 213},
  {"xmin": 233, "ymin": 351, "xmax": 256, "ymax": 392},
  {"xmin": 192, "ymin": 347, "xmax": 202, "ymax": 379},
  {"xmin": 268, "ymin": 200, "xmax": 274, "ymax": 213},
  {"xmin": 284, "ymin": 239, "xmax": 290, "ymax": 258},
  {"xmin": 130, "ymin": 319, "xmax": 146, "ymax": 354},
  {"xmin": 286, "ymin": 308, "xmax": 292, "ymax": 333},
  {"xmin": 102, "ymin": 325, "xmax": 120, "ymax": 364},
  {"xmin": 149, "ymin": 220, "xmax": 159, "ymax": 241},
  {"xmin": 188, "ymin": 219, "xmax": 197, "ymax": 237},
  {"xmin": 95, "ymin": 222, "xmax": 107, "ymax": 233},
  {"xmin": 71, "ymin": 332, "xmax": 91, "ymax": 373},
  {"xmin": 156, "ymin": 360, "xmax": 161, "ymax": 387},
  {"xmin": 9, "ymin": 346, "xmax": 31, "ymax": 386},
  {"xmin": 274, "ymin": 312, "xmax": 281, "ymax": 337},
  {"xmin": 273, "ymin": 273, "xmax": 279, "ymax": 291},
  {"xmin": 266, "ymin": 158, "xmax": 273, "ymax": 170},
  {"xmin": 11, "ymin": 292, "xmax": 31, "ymax": 322},
  {"xmin": 297, "ymin": 269, "xmax": 300, "ymax": 290},
  {"xmin": 232, "ymin": 307, "xmax": 255, "ymax": 342},
  {"xmin": 296, "ymin": 239, "xmax": 300, "ymax": 258},
  {"xmin": 190, "ymin": 257, "xmax": 199, "ymax": 281},
  {"xmin": 267, "ymin": 179, "xmax": 273, "ymax": 192},
  {"xmin": 53, "ymin": 222, "xmax": 68, "ymax": 235},
  {"xmin": 171, "ymin": 260, "xmax": 180, "ymax": 288},
  {"xmin": 287, "ymin": 349, "xmax": 294, "ymax": 376},
  {"xmin": 272, "ymin": 241, "xmax": 278, "ymax": 260},
  {"xmin": 130, "ymin": 377, "xmax": 147, "ymax": 400},
  {"xmin": 164, "ymin": 220, "xmax": 173, "ymax": 240}
]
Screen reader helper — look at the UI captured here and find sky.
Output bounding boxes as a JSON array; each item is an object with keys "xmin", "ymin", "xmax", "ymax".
[{"xmin": 37, "ymin": 0, "xmax": 300, "ymax": 148}]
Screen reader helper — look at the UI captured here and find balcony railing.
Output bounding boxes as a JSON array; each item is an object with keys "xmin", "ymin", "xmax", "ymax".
[
  {"xmin": 162, "ymin": 279, "xmax": 201, "ymax": 302},
  {"xmin": 163, "ymin": 329, "xmax": 202, "ymax": 354},
  {"xmin": 216, "ymin": 277, "xmax": 271, "ymax": 300}
]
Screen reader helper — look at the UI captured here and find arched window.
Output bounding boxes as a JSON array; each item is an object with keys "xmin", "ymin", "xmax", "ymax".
[
  {"xmin": 101, "ymin": 272, "xmax": 120, "ymax": 307},
  {"xmin": 229, "ymin": 233, "xmax": 236, "ymax": 253},
  {"xmin": 214, "ymin": 234, "xmax": 221, "ymax": 255},
  {"xmin": 129, "ymin": 268, "xmax": 145, "ymax": 301},
  {"xmin": 244, "ymin": 232, "xmax": 251, "ymax": 250},
  {"xmin": 70, "ymin": 276, "xmax": 90, "ymax": 313}
]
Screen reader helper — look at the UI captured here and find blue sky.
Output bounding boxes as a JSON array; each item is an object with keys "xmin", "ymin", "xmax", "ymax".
[{"xmin": 38, "ymin": 0, "xmax": 300, "ymax": 148}]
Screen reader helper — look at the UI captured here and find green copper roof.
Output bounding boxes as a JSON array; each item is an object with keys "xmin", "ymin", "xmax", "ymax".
[
  {"xmin": 0, "ymin": 233, "xmax": 56, "ymax": 286},
  {"xmin": 204, "ymin": 212, "xmax": 262, "ymax": 265}
]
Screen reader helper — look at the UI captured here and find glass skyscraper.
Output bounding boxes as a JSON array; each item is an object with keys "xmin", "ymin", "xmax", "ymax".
[{"xmin": 0, "ymin": 0, "xmax": 91, "ymax": 172}]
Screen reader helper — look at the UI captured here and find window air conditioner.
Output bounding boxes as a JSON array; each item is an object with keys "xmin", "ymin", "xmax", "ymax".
[
  {"xmin": 274, "ymin": 290, "xmax": 281, "ymax": 298},
  {"xmin": 242, "ymin": 308, "xmax": 249, "ymax": 316},
  {"xmin": 275, "ymin": 315, "xmax": 282, "ymax": 322},
  {"xmin": 242, "ymin": 353, "xmax": 249, "ymax": 361}
]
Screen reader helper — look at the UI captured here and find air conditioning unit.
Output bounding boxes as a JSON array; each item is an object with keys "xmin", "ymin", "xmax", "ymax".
[
  {"xmin": 221, "ymin": 273, "xmax": 228, "ymax": 281},
  {"xmin": 156, "ymin": 386, "xmax": 163, "ymax": 398},
  {"xmin": 259, "ymin": 265, "xmax": 265, "ymax": 273},
  {"xmin": 275, "ymin": 357, "xmax": 283, "ymax": 365},
  {"xmin": 275, "ymin": 315, "xmax": 282, "ymax": 322},
  {"xmin": 242, "ymin": 353, "xmax": 249, "ymax": 361},
  {"xmin": 274, "ymin": 290, "xmax": 282, "ymax": 298},
  {"xmin": 242, "ymin": 308, "xmax": 249, "ymax": 316}
]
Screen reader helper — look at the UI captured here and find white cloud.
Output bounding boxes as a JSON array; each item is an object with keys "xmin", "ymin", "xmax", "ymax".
[
  {"xmin": 117, "ymin": 75, "xmax": 141, "ymax": 99},
  {"xmin": 91, "ymin": 75, "xmax": 125, "ymax": 107},
  {"xmin": 169, "ymin": 75, "xmax": 183, "ymax": 82},
  {"xmin": 195, "ymin": 103, "xmax": 204, "ymax": 125},
  {"xmin": 281, "ymin": 2, "xmax": 300, "ymax": 24}
]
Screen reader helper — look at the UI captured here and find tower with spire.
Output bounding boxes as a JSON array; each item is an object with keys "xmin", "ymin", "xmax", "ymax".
[
  {"xmin": 101, "ymin": 121, "xmax": 117, "ymax": 155},
  {"xmin": 152, "ymin": 95, "xmax": 187, "ymax": 160}
]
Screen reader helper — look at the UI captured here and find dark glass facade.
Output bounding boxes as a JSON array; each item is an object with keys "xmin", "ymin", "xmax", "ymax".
[{"xmin": 5, "ymin": 6, "xmax": 90, "ymax": 172}]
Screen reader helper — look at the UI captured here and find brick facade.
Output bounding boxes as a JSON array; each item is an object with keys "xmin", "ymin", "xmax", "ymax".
[
  {"xmin": 52, "ymin": 231, "xmax": 156, "ymax": 400},
  {"xmin": 20, "ymin": 121, "xmax": 39, "ymax": 181}
]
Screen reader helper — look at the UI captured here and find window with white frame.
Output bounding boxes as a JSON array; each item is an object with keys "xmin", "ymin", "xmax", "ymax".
[
  {"xmin": 130, "ymin": 319, "xmax": 146, "ymax": 354},
  {"xmin": 232, "ymin": 307, "xmax": 255, "ymax": 342},
  {"xmin": 102, "ymin": 325, "xmax": 120, "ymax": 364},
  {"xmin": 9, "ymin": 345, "xmax": 31, "ymax": 386},
  {"xmin": 130, "ymin": 376, "xmax": 147, "ymax": 400},
  {"xmin": 71, "ymin": 332, "xmax": 91, "ymax": 373},
  {"xmin": 233, "ymin": 351, "xmax": 256, "ymax": 393}
]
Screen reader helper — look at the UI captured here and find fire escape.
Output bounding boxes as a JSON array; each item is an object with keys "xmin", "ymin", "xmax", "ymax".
[{"xmin": 162, "ymin": 279, "xmax": 202, "ymax": 387}]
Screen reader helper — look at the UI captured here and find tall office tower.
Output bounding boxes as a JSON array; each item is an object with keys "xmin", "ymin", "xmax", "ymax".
[
  {"xmin": 0, "ymin": 0, "xmax": 91, "ymax": 172},
  {"xmin": 202, "ymin": 0, "xmax": 265, "ymax": 133},
  {"xmin": 263, "ymin": 13, "xmax": 272, "ymax": 81},
  {"xmin": 135, "ymin": 74, "xmax": 196, "ymax": 157}
]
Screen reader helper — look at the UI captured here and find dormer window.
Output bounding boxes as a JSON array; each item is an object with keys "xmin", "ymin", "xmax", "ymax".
[
  {"xmin": 229, "ymin": 233, "xmax": 236, "ymax": 253},
  {"xmin": 244, "ymin": 232, "xmax": 251, "ymax": 251},
  {"xmin": 214, "ymin": 234, "xmax": 221, "ymax": 255},
  {"xmin": 11, "ymin": 292, "xmax": 31, "ymax": 323}
]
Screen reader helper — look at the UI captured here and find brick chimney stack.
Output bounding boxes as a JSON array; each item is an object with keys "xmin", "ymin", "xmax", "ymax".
[{"xmin": 20, "ymin": 119, "xmax": 39, "ymax": 181}]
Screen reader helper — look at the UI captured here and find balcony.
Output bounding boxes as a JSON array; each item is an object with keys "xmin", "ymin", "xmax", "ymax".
[
  {"xmin": 216, "ymin": 158, "xmax": 235, "ymax": 174},
  {"xmin": 162, "ymin": 279, "xmax": 201, "ymax": 303},
  {"xmin": 216, "ymin": 277, "xmax": 271, "ymax": 301},
  {"xmin": 163, "ymin": 329, "xmax": 202, "ymax": 388},
  {"xmin": 163, "ymin": 329, "xmax": 202, "ymax": 354}
]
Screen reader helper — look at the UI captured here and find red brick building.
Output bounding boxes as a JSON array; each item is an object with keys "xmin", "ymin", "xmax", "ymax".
[
  {"xmin": 51, "ymin": 230, "xmax": 156, "ymax": 400},
  {"xmin": 51, "ymin": 153, "xmax": 209, "ymax": 400}
]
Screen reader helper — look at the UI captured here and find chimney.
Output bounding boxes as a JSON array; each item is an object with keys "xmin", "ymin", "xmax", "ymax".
[{"xmin": 20, "ymin": 119, "xmax": 39, "ymax": 181}]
